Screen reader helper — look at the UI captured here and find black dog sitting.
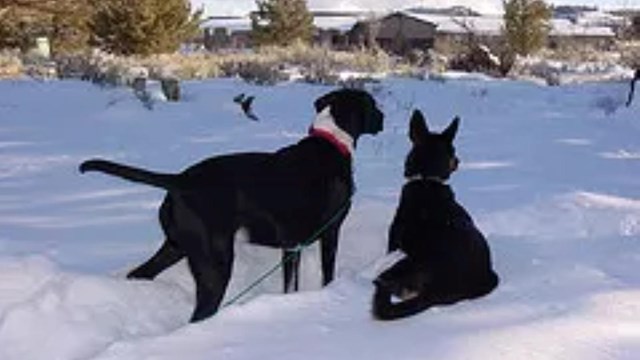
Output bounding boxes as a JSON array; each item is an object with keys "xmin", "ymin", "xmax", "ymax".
[
  {"xmin": 80, "ymin": 88, "xmax": 384, "ymax": 322},
  {"xmin": 372, "ymin": 110, "xmax": 498, "ymax": 320}
]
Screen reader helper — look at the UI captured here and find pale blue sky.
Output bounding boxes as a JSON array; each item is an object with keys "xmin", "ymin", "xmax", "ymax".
[{"xmin": 191, "ymin": 0, "xmax": 639, "ymax": 16}]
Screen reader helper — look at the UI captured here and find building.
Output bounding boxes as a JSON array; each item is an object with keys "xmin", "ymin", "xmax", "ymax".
[
  {"xmin": 399, "ymin": 12, "xmax": 504, "ymax": 55},
  {"xmin": 200, "ymin": 12, "xmax": 366, "ymax": 51},
  {"xmin": 201, "ymin": 16, "xmax": 253, "ymax": 50},
  {"xmin": 548, "ymin": 18, "xmax": 616, "ymax": 51},
  {"xmin": 350, "ymin": 12, "xmax": 437, "ymax": 55},
  {"xmin": 312, "ymin": 12, "xmax": 366, "ymax": 49},
  {"xmin": 355, "ymin": 10, "xmax": 616, "ymax": 56},
  {"xmin": 200, "ymin": 9, "xmax": 617, "ymax": 54}
]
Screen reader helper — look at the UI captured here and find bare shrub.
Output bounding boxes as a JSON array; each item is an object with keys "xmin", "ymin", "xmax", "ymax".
[
  {"xmin": 24, "ymin": 62, "xmax": 57, "ymax": 79},
  {"xmin": 10, "ymin": 43, "xmax": 392, "ymax": 85},
  {"xmin": 219, "ymin": 43, "xmax": 391, "ymax": 85},
  {"xmin": 140, "ymin": 53, "xmax": 224, "ymax": 79},
  {"xmin": 619, "ymin": 41, "xmax": 640, "ymax": 69},
  {"xmin": 449, "ymin": 44, "xmax": 503, "ymax": 76},
  {"xmin": 540, "ymin": 47, "xmax": 622, "ymax": 64},
  {"xmin": 55, "ymin": 55, "xmax": 92, "ymax": 79},
  {"xmin": 0, "ymin": 51, "xmax": 23, "ymax": 79},
  {"xmin": 233, "ymin": 60, "xmax": 289, "ymax": 85},
  {"xmin": 254, "ymin": 42, "xmax": 391, "ymax": 74}
]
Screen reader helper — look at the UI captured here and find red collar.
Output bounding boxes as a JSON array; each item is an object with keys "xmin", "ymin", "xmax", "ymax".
[{"xmin": 309, "ymin": 127, "xmax": 352, "ymax": 158}]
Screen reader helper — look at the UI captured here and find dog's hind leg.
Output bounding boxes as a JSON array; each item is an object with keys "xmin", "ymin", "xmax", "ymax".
[
  {"xmin": 127, "ymin": 241, "xmax": 184, "ymax": 279},
  {"xmin": 128, "ymin": 199, "xmax": 184, "ymax": 279},
  {"xmin": 184, "ymin": 227, "xmax": 234, "ymax": 322},
  {"xmin": 282, "ymin": 250, "xmax": 301, "ymax": 293},
  {"xmin": 186, "ymin": 222, "xmax": 235, "ymax": 322},
  {"xmin": 187, "ymin": 249, "xmax": 233, "ymax": 322},
  {"xmin": 170, "ymin": 195, "xmax": 236, "ymax": 322}
]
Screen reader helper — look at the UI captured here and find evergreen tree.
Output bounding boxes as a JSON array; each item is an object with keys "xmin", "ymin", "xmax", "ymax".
[
  {"xmin": 0, "ymin": 0, "xmax": 90, "ymax": 54},
  {"xmin": 251, "ymin": 0, "xmax": 314, "ymax": 46},
  {"xmin": 90, "ymin": 0, "xmax": 202, "ymax": 56},
  {"xmin": 50, "ymin": 0, "xmax": 92, "ymax": 54},
  {"xmin": 0, "ymin": 7, "xmax": 42, "ymax": 51},
  {"xmin": 502, "ymin": 0, "xmax": 551, "ymax": 56}
]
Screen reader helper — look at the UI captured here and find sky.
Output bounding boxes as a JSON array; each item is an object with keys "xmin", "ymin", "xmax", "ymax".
[{"xmin": 190, "ymin": 0, "xmax": 640, "ymax": 16}]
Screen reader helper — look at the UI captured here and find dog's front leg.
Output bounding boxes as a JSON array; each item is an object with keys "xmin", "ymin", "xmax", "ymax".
[
  {"xmin": 320, "ymin": 218, "xmax": 346, "ymax": 286},
  {"xmin": 282, "ymin": 250, "xmax": 301, "ymax": 293},
  {"xmin": 387, "ymin": 190, "xmax": 414, "ymax": 253}
]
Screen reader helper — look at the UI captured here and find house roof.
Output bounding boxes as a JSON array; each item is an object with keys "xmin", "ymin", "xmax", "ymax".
[
  {"xmin": 313, "ymin": 16, "xmax": 362, "ymax": 31},
  {"xmin": 200, "ymin": 15, "xmax": 362, "ymax": 32},
  {"xmin": 399, "ymin": 11, "xmax": 615, "ymax": 38},
  {"xmin": 573, "ymin": 10, "xmax": 626, "ymax": 28},
  {"xmin": 201, "ymin": 17, "xmax": 252, "ymax": 32},
  {"xmin": 549, "ymin": 19, "xmax": 615, "ymax": 37},
  {"xmin": 399, "ymin": 12, "xmax": 503, "ymax": 36},
  {"xmin": 199, "ymin": 11, "xmax": 616, "ymax": 38}
]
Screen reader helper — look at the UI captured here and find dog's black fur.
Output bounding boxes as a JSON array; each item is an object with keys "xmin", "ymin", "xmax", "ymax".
[
  {"xmin": 626, "ymin": 68, "xmax": 639, "ymax": 107},
  {"xmin": 80, "ymin": 88, "xmax": 383, "ymax": 322},
  {"xmin": 372, "ymin": 110, "xmax": 498, "ymax": 320}
]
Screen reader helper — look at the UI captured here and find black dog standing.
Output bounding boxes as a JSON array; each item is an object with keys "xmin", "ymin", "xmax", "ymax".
[
  {"xmin": 80, "ymin": 89, "xmax": 384, "ymax": 322},
  {"xmin": 372, "ymin": 110, "xmax": 498, "ymax": 320}
]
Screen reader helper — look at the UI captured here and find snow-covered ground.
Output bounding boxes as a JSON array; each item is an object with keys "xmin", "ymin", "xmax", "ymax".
[{"xmin": 0, "ymin": 76, "xmax": 638, "ymax": 359}]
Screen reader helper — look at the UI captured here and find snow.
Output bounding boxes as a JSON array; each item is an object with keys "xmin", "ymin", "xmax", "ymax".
[
  {"xmin": 0, "ymin": 75, "xmax": 639, "ymax": 359},
  {"xmin": 550, "ymin": 18, "xmax": 615, "ymax": 37},
  {"xmin": 313, "ymin": 16, "xmax": 364, "ymax": 31},
  {"xmin": 513, "ymin": 57, "xmax": 633, "ymax": 86},
  {"xmin": 406, "ymin": 12, "xmax": 505, "ymax": 36},
  {"xmin": 573, "ymin": 10, "xmax": 626, "ymax": 29},
  {"xmin": 200, "ymin": 17, "xmax": 252, "ymax": 32}
]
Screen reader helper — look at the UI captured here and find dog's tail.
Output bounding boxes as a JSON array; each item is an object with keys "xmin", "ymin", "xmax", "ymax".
[{"xmin": 79, "ymin": 159, "xmax": 178, "ymax": 190}]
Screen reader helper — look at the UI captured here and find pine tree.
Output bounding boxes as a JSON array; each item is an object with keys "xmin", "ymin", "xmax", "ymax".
[
  {"xmin": 0, "ymin": 7, "xmax": 41, "ymax": 51},
  {"xmin": 0, "ymin": 0, "xmax": 91, "ymax": 54},
  {"xmin": 90, "ymin": 0, "xmax": 202, "ymax": 56},
  {"xmin": 50, "ymin": 0, "xmax": 92, "ymax": 54},
  {"xmin": 251, "ymin": 0, "xmax": 314, "ymax": 46},
  {"xmin": 0, "ymin": 1, "xmax": 56, "ymax": 51},
  {"xmin": 502, "ymin": 0, "xmax": 551, "ymax": 56}
]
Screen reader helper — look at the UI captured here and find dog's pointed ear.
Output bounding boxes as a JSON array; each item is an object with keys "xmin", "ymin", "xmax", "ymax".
[
  {"xmin": 442, "ymin": 116, "xmax": 460, "ymax": 143},
  {"xmin": 409, "ymin": 109, "xmax": 429, "ymax": 144}
]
